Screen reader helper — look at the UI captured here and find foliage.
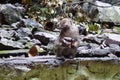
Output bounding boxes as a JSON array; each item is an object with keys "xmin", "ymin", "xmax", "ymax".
[
  {"xmin": 88, "ymin": 23, "xmax": 100, "ymax": 34},
  {"xmin": 116, "ymin": 27, "xmax": 120, "ymax": 32},
  {"xmin": 24, "ymin": 0, "xmax": 90, "ymax": 25}
]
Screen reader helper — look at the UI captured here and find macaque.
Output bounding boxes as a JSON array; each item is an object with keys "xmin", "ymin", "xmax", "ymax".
[
  {"xmin": 56, "ymin": 18, "xmax": 88, "ymax": 59},
  {"xmin": 58, "ymin": 18, "xmax": 80, "ymax": 47},
  {"xmin": 28, "ymin": 43, "xmax": 41, "ymax": 57},
  {"xmin": 56, "ymin": 37, "xmax": 77, "ymax": 59}
]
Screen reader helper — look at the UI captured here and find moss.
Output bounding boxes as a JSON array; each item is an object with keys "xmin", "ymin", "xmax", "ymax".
[{"xmin": 0, "ymin": 60, "xmax": 120, "ymax": 80}]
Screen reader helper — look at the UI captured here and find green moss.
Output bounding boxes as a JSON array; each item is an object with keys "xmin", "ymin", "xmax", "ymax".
[
  {"xmin": 0, "ymin": 60, "xmax": 120, "ymax": 80},
  {"xmin": 88, "ymin": 24, "xmax": 100, "ymax": 32},
  {"xmin": 0, "ymin": 49, "xmax": 28, "ymax": 54}
]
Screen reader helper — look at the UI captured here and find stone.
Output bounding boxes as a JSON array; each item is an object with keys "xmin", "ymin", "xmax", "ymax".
[
  {"xmin": 34, "ymin": 32, "xmax": 58, "ymax": 45},
  {"xmin": 22, "ymin": 19, "xmax": 43, "ymax": 29},
  {"xmin": 0, "ymin": 4, "xmax": 24, "ymax": 24},
  {"xmin": 16, "ymin": 27, "xmax": 33, "ymax": 39},
  {"xmin": 0, "ymin": 29, "xmax": 17, "ymax": 40},
  {"xmin": 104, "ymin": 33, "xmax": 120, "ymax": 45},
  {"xmin": 0, "ymin": 38, "xmax": 24, "ymax": 50},
  {"xmin": 81, "ymin": 1, "xmax": 120, "ymax": 24}
]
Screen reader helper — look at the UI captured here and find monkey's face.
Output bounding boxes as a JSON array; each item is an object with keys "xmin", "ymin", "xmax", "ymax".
[{"xmin": 58, "ymin": 18, "xmax": 73, "ymax": 29}]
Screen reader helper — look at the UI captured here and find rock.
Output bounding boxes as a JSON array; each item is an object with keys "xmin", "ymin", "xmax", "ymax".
[
  {"xmin": 24, "ymin": 38, "xmax": 42, "ymax": 48},
  {"xmin": 1, "ymin": 25, "xmax": 12, "ymax": 28},
  {"xmin": 18, "ymin": 37, "xmax": 31, "ymax": 45},
  {"xmin": 98, "ymin": 0, "xmax": 120, "ymax": 4},
  {"xmin": 0, "ymin": 4, "xmax": 24, "ymax": 24},
  {"xmin": 109, "ymin": 44, "xmax": 120, "ymax": 51},
  {"xmin": 22, "ymin": 19, "xmax": 43, "ymax": 29},
  {"xmin": 89, "ymin": 43, "xmax": 100, "ymax": 49},
  {"xmin": 16, "ymin": 27, "xmax": 33, "ymax": 39},
  {"xmin": 78, "ymin": 48, "xmax": 111, "ymax": 57},
  {"xmin": 34, "ymin": 32, "xmax": 58, "ymax": 45},
  {"xmin": 0, "ymin": 29, "xmax": 17, "ymax": 40},
  {"xmin": 94, "ymin": 1, "xmax": 120, "ymax": 24},
  {"xmin": 109, "ymin": 44, "xmax": 120, "ymax": 56},
  {"xmin": 77, "ymin": 44, "xmax": 90, "ymax": 52},
  {"xmin": 0, "ymin": 38, "xmax": 25, "ymax": 50},
  {"xmin": 31, "ymin": 39, "xmax": 41, "ymax": 44},
  {"xmin": 83, "ymin": 35, "xmax": 103, "ymax": 44},
  {"xmin": 11, "ymin": 20, "xmax": 26, "ymax": 28},
  {"xmin": 82, "ymin": 1, "xmax": 120, "ymax": 24},
  {"xmin": 104, "ymin": 33, "xmax": 120, "ymax": 45},
  {"xmin": 15, "ymin": 5, "xmax": 25, "ymax": 16}
]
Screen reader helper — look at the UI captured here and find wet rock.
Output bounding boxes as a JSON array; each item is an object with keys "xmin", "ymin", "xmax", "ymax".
[
  {"xmin": 0, "ymin": 4, "xmax": 24, "ymax": 24},
  {"xmin": 34, "ymin": 32, "xmax": 58, "ymax": 45},
  {"xmin": 0, "ymin": 38, "xmax": 24, "ymax": 50}
]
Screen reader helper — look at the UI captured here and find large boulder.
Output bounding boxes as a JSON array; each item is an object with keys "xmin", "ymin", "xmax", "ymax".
[
  {"xmin": 93, "ymin": 1, "xmax": 120, "ymax": 24},
  {"xmin": 0, "ymin": 4, "xmax": 24, "ymax": 24},
  {"xmin": 82, "ymin": 1, "xmax": 120, "ymax": 24}
]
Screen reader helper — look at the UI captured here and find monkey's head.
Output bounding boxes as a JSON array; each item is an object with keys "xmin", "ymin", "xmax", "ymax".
[{"xmin": 58, "ymin": 18, "xmax": 74, "ymax": 29}]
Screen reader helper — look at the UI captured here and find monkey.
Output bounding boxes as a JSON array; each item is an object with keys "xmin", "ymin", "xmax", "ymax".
[
  {"xmin": 58, "ymin": 18, "xmax": 81, "ymax": 47},
  {"xmin": 28, "ymin": 43, "xmax": 41, "ymax": 57},
  {"xmin": 56, "ymin": 18, "xmax": 88, "ymax": 59},
  {"xmin": 56, "ymin": 37, "xmax": 77, "ymax": 59}
]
